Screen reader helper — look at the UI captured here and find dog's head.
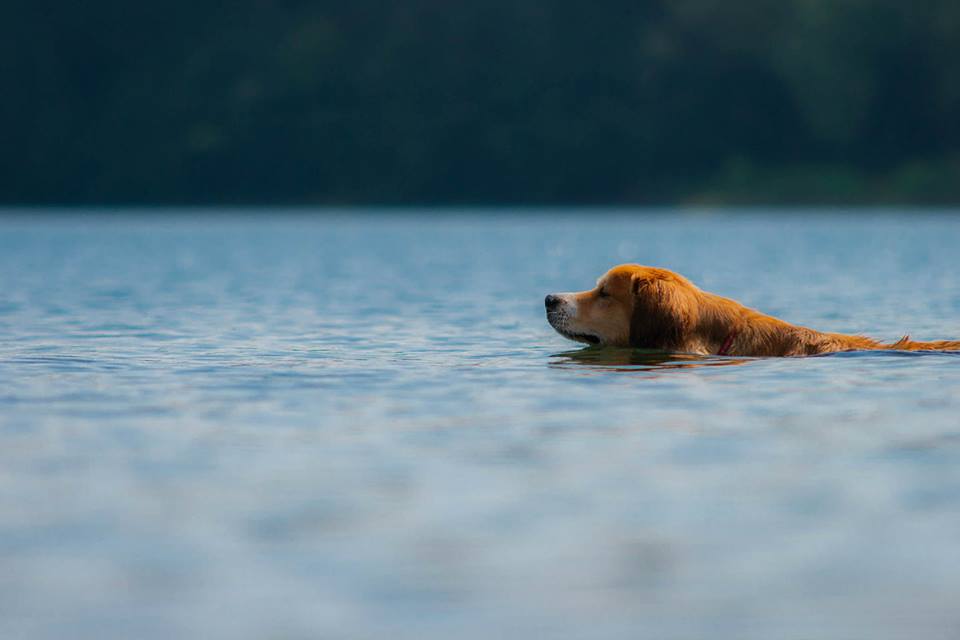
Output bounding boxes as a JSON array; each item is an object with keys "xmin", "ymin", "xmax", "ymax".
[{"xmin": 545, "ymin": 264, "xmax": 700, "ymax": 349}]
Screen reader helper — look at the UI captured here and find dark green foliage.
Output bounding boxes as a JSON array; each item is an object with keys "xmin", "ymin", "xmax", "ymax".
[{"xmin": 3, "ymin": 0, "xmax": 959, "ymax": 204}]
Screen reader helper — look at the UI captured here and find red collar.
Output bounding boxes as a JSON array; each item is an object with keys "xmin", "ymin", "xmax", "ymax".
[{"xmin": 717, "ymin": 332, "xmax": 737, "ymax": 356}]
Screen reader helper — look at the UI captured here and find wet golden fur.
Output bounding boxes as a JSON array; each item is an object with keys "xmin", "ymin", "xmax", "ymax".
[{"xmin": 546, "ymin": 264, "xmax": 960, "ymax": 356}]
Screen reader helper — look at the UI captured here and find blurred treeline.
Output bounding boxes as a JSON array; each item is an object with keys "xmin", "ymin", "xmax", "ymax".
[{"xmin": 3, "ymin": 1, "xmax": 960, "ymax": 205}]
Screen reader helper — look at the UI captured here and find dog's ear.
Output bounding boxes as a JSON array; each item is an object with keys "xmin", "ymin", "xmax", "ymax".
[{"xmin": 630, "ymin": 275, "xmax": 695, "ymax": 350}]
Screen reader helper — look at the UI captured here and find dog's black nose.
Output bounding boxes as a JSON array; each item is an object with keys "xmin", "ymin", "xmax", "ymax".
[{"xmin": 545, "ymin": 294, "xmax": 561, "ymax": 311}]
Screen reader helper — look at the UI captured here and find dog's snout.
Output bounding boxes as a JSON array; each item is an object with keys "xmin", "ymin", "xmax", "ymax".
[{"xmin": 545, "ymin": 294, "xmax": 562, "ymax": 311}]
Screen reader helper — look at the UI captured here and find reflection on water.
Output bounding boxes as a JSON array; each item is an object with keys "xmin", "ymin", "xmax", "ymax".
[
  {"xmin": 551, "ymin": 346, "xmax": 754, "ymax": 372},
  {"xmin": 552, "ymin": 345, "xmax": 960, "ymax": 373}
]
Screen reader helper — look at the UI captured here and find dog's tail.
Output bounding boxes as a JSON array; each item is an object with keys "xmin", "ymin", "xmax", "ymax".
[{"xmin": 885, "ymin": 335, "xmax": 960, "ymax": 351}]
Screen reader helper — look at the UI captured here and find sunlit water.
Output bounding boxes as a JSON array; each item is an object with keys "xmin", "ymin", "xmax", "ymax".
[{"xmin": 2, "ymin": 209, "xmax": 960, "ymax": 639}]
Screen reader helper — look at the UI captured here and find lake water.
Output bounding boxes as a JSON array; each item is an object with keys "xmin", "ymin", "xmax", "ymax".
[{"xmin": 2, "ymin": 209, "xmax": 960, "ymax": 639}]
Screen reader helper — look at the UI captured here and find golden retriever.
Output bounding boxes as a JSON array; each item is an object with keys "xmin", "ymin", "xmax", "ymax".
[{"xmin": 546, "ymin": 264, "xmax": 960, "ymax": 356}]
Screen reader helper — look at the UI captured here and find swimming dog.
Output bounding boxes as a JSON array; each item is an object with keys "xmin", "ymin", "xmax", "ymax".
[{"xmin": 545, "ymin": 264, "xmax": 960, "ymax": 356}]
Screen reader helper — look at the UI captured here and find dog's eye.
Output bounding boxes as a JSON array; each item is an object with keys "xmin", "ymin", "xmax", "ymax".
[{"xmin": 597, "ymin": 288, "xmax": 609, "ymax": 298}]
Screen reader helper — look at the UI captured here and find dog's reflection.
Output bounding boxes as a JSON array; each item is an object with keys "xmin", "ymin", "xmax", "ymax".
[{"xmin": 550, "ymin": 346, "xmax": 753, "ymax": 373}]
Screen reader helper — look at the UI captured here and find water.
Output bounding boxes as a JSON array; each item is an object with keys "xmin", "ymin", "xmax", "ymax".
[{"xmin": 2, "ymin": 209, "xmax": 960, "ymax": 639}]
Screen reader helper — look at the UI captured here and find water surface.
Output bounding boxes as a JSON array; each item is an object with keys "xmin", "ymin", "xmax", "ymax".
[{"xmin": 2, "ymin": 209, "xmax": 960, "ymax": 639}]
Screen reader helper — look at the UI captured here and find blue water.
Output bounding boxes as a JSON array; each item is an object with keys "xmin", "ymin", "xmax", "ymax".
[{"xmin": 2, "ymin": 209, "xmax": 960, "ymax": 639}]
